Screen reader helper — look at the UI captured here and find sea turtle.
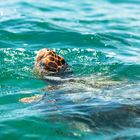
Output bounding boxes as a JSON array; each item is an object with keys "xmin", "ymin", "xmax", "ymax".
[
  {"xmin": 20, "ymin": 48, "xmax": 72, "ymax": 103},
  {"xmin": 19, "ymin": 48, "xmax": 122, "ymax": 103}
]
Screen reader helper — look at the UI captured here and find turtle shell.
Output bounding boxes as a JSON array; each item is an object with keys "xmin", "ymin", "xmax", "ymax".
[{"xmin": 35, "ymin": 48, "xmax": 69, "ymax": 75}]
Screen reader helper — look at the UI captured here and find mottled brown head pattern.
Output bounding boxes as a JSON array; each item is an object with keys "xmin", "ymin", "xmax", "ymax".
[{"xmin": 35, "ymin": 48, "xmax": 68, "ymax": 75}]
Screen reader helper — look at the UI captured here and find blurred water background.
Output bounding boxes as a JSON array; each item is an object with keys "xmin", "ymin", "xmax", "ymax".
[{"xmin": 0, "ymin": 0, "xmax": 140, "ymax": 139}]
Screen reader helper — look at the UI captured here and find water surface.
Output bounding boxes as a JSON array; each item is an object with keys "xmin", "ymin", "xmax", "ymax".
[{"xmin": 0, "ymin": 0, "xmax": 140, "ymax": 139}]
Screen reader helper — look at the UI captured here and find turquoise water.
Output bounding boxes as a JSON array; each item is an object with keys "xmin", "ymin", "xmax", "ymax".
[{"xmin": 0, "ymin": 0, "xmax": 140, "ymax": 139}]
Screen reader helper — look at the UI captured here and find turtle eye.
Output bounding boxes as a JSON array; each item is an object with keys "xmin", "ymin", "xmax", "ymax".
[{"xmin": 61, "ymin": 59, "xmax": 66, "ymax": 65}]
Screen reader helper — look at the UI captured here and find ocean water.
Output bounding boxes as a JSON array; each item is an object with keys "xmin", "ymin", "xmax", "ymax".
[{"xmin": 0, "ymin": 0, "xmax": 140, "ymax": 139}]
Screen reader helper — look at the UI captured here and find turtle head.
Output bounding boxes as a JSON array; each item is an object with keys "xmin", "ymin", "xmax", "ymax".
[{"xmin": 35, "ymin": 48, "xmax": 72, "ymax": 77}]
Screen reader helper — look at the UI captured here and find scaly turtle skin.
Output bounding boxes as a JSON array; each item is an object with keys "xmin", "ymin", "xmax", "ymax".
[{"xmin": 35, "ymin": 48, "xmax": 69, "ymax": 76}]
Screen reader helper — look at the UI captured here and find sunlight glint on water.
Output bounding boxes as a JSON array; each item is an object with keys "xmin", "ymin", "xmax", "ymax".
[{"xmin": 0, "ymin": 0, "xmax": 140, "ymax": 139}]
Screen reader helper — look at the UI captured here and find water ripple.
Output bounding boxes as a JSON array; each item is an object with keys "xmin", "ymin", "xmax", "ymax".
[{"xmin": 0, "ymin": 0, "xmax": 140, "ymax": 139}]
